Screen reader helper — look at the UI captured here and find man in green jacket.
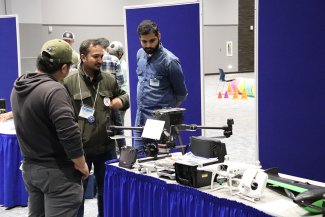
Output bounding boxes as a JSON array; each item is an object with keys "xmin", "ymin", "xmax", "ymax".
[{"xmin": 64, "ymin": 38, "xmax": 129, "ymax": 217}]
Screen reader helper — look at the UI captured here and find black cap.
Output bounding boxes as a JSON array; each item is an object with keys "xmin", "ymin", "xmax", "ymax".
[{"xmin": 62, "ymin": 31, "xmax": 75, "ymax": 41}]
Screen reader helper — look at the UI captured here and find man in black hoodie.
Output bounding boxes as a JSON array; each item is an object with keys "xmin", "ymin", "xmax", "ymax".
[{"xmin": 10, "ymin": 39, "xmax": 89, "ymax": 217}]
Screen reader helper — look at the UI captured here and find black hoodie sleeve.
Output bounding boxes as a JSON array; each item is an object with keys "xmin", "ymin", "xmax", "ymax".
[{"xmin": 46, "ymin": 84, "xmax": 84, "ymax": 159}]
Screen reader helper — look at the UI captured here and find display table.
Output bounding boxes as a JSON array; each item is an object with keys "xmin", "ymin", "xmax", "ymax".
[
  {"xmin": 104, "ymin": 159, "xmax": 324, "ymax": 217},
  {"xmin": 0, "ymin": 133, "xmax": 28, "ymax": 208},
  {"xmin": 104, "ymin": 161, "xmax": 272, "ymax": 217}
]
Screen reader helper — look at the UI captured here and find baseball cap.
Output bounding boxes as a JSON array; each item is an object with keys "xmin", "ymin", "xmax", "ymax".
[
  {"xmin": 108, "ymin": 41, "xmax": 124, "ymax": 55},
  {"xmin": 41, "ymin": 39, "xmax": 73, "ymax": 64},
  {"xmin": 62, "ymin": 31, "xmax": 75, "ymax": 41}
]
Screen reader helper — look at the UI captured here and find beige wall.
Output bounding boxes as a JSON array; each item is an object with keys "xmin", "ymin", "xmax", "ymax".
[{"xmin": 3, "ymin": 0, "xmax": 240, "ymax": 74}]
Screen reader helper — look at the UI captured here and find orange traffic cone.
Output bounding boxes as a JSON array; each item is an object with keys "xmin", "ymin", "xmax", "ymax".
[
  {"xmin": 233, "ymin": 90, "xmax": 239, "ymax": 99},
  {"xmin": 241, "ymin": 89, "xmax": 248, "ymax": 99},
  {"xmin": 217, "ymin": 91, "xmax": 223, "ymax": 99},
  {"xmin": 227, "ymin": 83, "xmax": 232, "ymax": 94}
]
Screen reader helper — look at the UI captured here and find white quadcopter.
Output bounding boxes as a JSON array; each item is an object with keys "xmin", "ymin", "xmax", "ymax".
[{"xmin": 198, "ymin": 155, "xmax": 268, "ymax": 202}]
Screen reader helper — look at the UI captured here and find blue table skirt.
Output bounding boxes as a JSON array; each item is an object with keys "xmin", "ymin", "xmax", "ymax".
[
  {"xmin": 0, "ymin": 133, "xmax": 28, "ymax": 208},
  {"xmin": 104, "ymin": 162, "xmax": 272, "ymax": 217}
]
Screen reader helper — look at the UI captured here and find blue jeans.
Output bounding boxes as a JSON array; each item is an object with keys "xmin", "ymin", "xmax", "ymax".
[
  {"xmin": 77, "ymin": 148, "xmax": 117, "ymax": 217},
  {"xmin": 133, "ymin": 129, "xmax": 144, "ymax": 152}
]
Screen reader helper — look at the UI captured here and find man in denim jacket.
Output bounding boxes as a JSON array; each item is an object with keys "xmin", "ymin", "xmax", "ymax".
[{"xmin": 133, "ymin": 20, "xmax": 188, "ymax": 152}]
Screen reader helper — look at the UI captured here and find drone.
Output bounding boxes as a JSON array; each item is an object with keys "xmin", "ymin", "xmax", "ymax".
[
  {"xmin": 198, "ymin": 156, "xmax": 268, "ymax": 202},
  {"xmin": 107, "ymin": 107, "xmax": 234, "ymax": 158}
]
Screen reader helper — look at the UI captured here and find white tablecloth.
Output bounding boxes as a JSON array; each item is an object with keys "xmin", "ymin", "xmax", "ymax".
[{"xmin": 0, "ymin": 119, "xmax": 15, "ymax": 135}]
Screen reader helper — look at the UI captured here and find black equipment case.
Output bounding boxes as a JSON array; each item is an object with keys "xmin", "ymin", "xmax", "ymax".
[
  {"xmin": 118, "ymin": 146, "xmax": 137, "ymax": 169},
  {"xmin": 175, "ymin": 136, "xmax": 227, "ymax": 188},
  {"xmin": 174, "ymin": 161, "xmax": 216, "ymax": 188},
  {"xmin": 190, "ymin": 136, "xmax": 227, "ymax": 161}
]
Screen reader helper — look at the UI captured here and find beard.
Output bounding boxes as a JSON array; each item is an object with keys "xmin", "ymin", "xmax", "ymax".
[{"xmin": 143, "ymin": 40, "xmax": 160, "ymax": 55}]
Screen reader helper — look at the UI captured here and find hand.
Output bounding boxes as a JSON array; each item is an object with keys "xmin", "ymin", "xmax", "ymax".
[
  {"xmin": 74, "ymin": 162, "xmax": 90, "ymax": 180},
  {"xmin": 110, "ymin": 98, "xmax": 123, "ymax": 109},
  {"xmin": 0, "ymin": 111, "xmax": 13, "ymax": 122}
]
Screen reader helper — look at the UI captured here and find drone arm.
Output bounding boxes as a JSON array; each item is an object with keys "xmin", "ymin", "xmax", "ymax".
[
  {"xmin": 108, "ymin": 126, "xmax": 144, "ymax": 131},
  {"xmin": 107, "ymin": 125, "xmax": 144, "ymax": 137}
]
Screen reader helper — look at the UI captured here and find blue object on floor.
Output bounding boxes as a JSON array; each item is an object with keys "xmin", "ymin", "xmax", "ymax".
[{"xmin": 85, "ymin": 174, "xmax": 97, "ymax": 199}]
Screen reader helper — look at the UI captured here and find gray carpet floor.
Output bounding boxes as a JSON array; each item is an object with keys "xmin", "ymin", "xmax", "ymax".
[{"xmin": 0, "ymin": 73, "xmax": 256, "ymax": 217}]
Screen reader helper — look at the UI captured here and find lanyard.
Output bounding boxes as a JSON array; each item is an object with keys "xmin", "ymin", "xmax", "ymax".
[{"xmin": 77, "ymin": 71, "xmax": 99, "ymax": 110}]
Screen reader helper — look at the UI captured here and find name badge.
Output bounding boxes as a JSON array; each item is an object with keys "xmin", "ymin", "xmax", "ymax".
[
  {"xmin": 79, "ymin": 105, "xmax": 95, "ymax": 119},
  {"xmin": 150, "ymin": 78, "xmax": 160, "ymax": 87}
]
